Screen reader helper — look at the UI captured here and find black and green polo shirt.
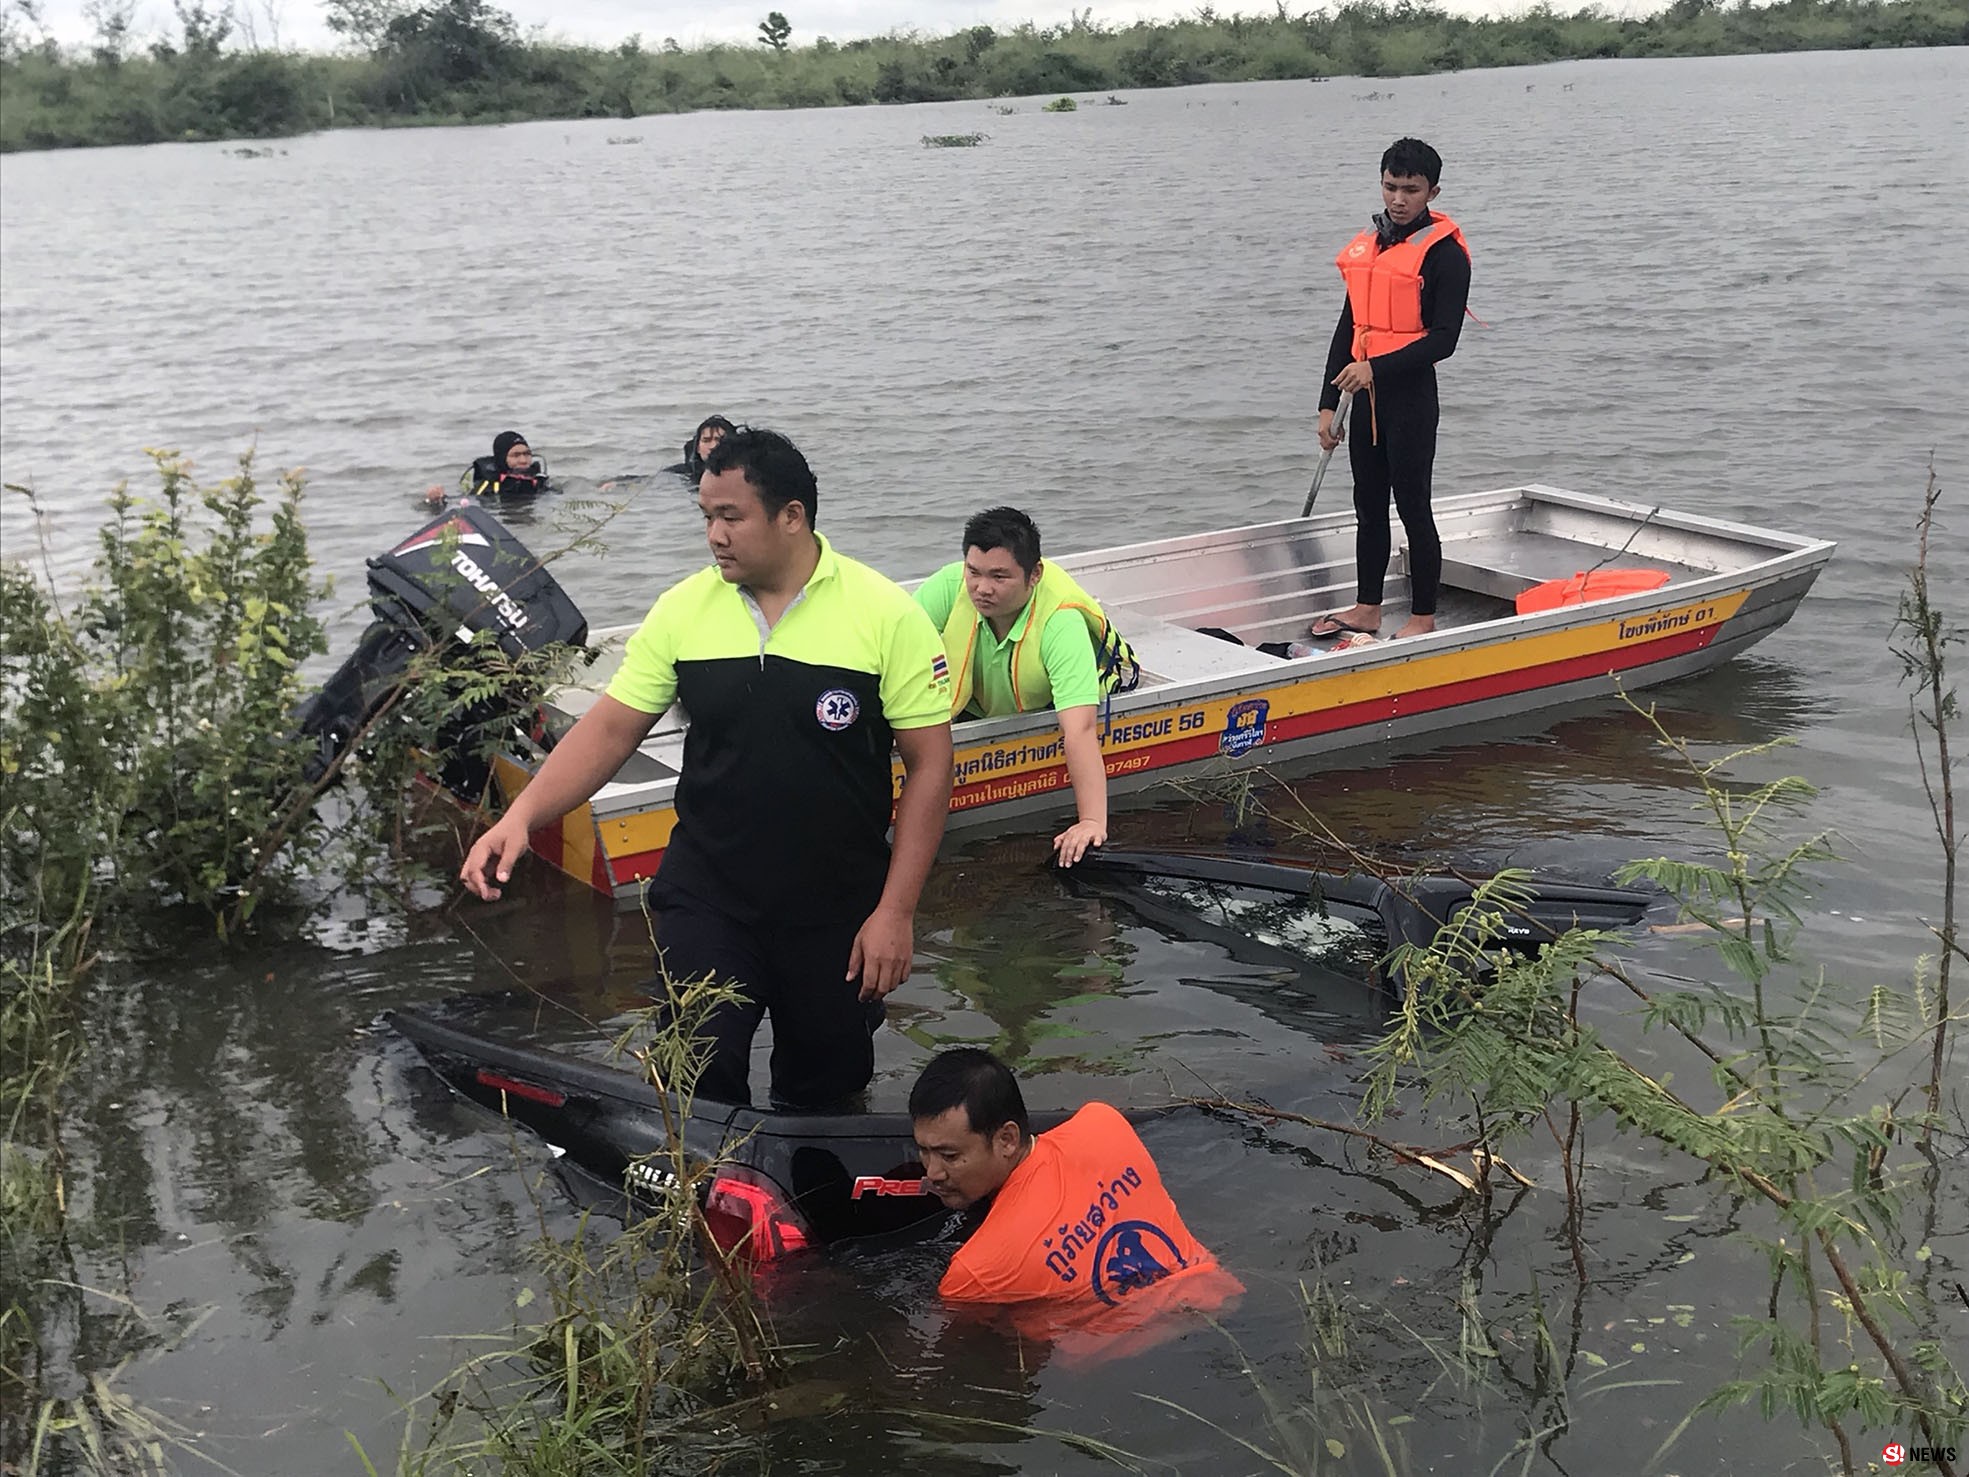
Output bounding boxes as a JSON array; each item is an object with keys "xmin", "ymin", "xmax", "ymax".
[{"xmin": 606, "ymin": 535, "xmax": 952, "ymax": 926}]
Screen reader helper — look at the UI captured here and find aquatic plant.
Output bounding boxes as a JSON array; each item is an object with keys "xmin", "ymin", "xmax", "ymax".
[
  {"xmin": 1890, "ymin": 464, "xmax": 1957, "ymax": 1140},
  {"xmin": 1335, "ymin": 471, "xmax": 1966, "ymax": 1474},
  {"xmin": 1178, "ymin": 468, "xmax": 1965, "ymax": 1475},
  {"xmin": 921, "ymin": 131, "xmax": 986, "ymax": 147},
  {"xmin": 0, "ymin": 452, "xmax": 617, "ymax": 1475},
  {"xmin": 1041, "ymin": 95, "xmax": 1078, "ymax": 112},
  {"xmin": 348, "ymin": 963, "xmax": 781, "ymax": 1475},
  {"xmin": 2, "ymin": 453, "xmax": 329, "ymax": 936},
  {"xmin": 1, "ymin": 457, "xmax": 313, "ymax": 1472}
]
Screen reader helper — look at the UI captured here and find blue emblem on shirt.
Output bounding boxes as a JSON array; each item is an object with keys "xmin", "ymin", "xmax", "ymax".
[
  {"xmin": 816, "ymin": 688, "xmax": 860, "ymax": 731},
  {"xmin": 1090, "ymin": 1219, "xmax": 1189, "ymax": 1307}
]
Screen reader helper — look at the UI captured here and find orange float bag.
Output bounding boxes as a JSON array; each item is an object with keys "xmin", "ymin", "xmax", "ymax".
[{"xmin": 1515, "ymin": 568, "xmax": 1672, "ymax": 616}]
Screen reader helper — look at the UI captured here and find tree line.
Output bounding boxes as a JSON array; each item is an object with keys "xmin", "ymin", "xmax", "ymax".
[{"xmin": 1, "ymin": 0, "xmax": 1963, "ymax": 151}]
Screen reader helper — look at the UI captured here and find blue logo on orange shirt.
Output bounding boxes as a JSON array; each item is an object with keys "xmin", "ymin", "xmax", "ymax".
[{"xmin": 1090, "ymin": 1219, "xmax": 1189, "ymax": 1306}]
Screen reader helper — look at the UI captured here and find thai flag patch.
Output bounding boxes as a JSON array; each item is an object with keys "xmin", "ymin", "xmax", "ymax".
[{"xmin": 931, "ymin": 654, "xmax": 949, "ymax": 684}]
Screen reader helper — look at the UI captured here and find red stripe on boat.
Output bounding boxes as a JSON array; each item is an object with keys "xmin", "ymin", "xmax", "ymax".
[
  {"xmin": 474, "ymin": 1069, "xmax": 566, "ymax": 1107},
  {"xmin": 950, "ymin": 624, "xmax": 1722, "ymax": 804}
]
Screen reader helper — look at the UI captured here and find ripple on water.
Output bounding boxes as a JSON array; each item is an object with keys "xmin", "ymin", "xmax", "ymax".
[{"xmin": 3, "ymin": 48, "xmax": 1967, "ymax": 1477}]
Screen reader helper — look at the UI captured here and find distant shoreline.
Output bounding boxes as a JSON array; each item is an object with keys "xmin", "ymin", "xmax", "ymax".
[{"xmin": 3, "ymin": 0, "xmax": 1962, "ymax": 153}]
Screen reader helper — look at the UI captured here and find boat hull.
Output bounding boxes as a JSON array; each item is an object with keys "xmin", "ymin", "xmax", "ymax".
[{"xmin": 497, "ymin": 487, "xmax": 1833, "ymax": 902}]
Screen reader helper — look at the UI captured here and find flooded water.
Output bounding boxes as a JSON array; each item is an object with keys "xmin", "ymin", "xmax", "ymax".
[{"xmin": 4, "ymin": 46, "xmax": 1967, "ymax": 1475}]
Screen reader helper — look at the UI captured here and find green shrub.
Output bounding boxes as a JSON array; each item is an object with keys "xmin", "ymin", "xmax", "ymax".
[{"xmin": 2, "ymin": 451, "xmax": 327, "ymax": 936}]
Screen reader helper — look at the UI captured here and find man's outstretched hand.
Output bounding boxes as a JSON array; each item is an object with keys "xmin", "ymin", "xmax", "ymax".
[
  {"xmin": 847, "ymin": 905, "xmax": 914, "ymax": 1002},
  {"xmin": 1052, "ymin": 818, "xmax": 1106, "ymax": 868},
  {"xmin": 460, "ymin": 814, "xmax": 533, "ymax": 900}
]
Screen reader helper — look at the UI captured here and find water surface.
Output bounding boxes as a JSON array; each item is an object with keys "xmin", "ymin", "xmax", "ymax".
[{"xmin": 3, "ymin": 47, "xmax": 1966, "ymax": 1475}]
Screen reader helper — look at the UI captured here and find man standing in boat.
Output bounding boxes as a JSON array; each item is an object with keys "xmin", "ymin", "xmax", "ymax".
[
  {"xmin": 459, "ymin": 428, "xmax": 956, "ymax": 1112},
  {"xmin": 912, "ymin": 506, "xmax": 1137, "ymax": 867},
  {"xmin": 1309, "ymin": 137, "xmax": 1472, "ymax": 644}
]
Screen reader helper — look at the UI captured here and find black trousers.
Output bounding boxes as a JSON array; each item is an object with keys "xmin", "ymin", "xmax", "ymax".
[
  {"xmin": 1349, "ymin": 375, "xmax": 1443, "ymax": 617},
  {"xmin": 651, "ymin": 895, "xmax": 885, "ymax": 1112}
]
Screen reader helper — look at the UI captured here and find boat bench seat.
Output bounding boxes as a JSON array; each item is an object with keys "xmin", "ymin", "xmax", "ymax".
[
  {"xmin": 1436, "ymin": 531, "xmax": 1682, "ymax": 602},
  {"xmin": 1124, "ymin": 616, "xmax": 1280, "ymax": 686}
]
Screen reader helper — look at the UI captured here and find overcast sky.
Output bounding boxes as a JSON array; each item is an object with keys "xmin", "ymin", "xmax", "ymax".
[{"xmin": 24, "ymin": 0, "xmax": 1579, "ymax": 57}]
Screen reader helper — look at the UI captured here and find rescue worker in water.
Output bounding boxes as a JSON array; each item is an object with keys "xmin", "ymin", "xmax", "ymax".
[
  {"xmin": 1309, "ymin": 137, "xmax": 1472, "ymax": 644},
  {"xmin": 912, "ymin": 506, "xmax": 1138, "ymax": 867},
  {"xmin": 910, "ymin": 1048, "xmax": 1242, "ymax": 1335},
  {"xmin": 424, "ymin": 430, "xmax": 551, "ymax": 505}
]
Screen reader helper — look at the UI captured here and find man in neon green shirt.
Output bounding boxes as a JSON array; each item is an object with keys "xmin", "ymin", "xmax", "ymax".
[
  {"xmin": 461, "ymin": 428, "xmax": 954, "ymax": 1110},
  {"xmin": 913, "ymin": 506, "xmax": 1133, "ymax": 868}
]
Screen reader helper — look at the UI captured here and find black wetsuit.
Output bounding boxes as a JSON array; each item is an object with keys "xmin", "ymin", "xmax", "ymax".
[
  {"xmin": 461, "ymin": 456, "xmax": 552, "ymax": 499},
  {"xmin": 1318, "ymin": 209, "xmax": 1471, "ymax": 618}
]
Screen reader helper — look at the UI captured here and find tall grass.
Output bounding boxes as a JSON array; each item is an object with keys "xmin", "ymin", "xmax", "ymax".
[{"xmin": 350, "ymin": 966, "xmax": 783, "ymax": 1476}]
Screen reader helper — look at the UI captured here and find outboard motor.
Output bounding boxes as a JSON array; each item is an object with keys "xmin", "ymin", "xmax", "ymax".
[{"xmin": 294, "ymin": 503, "xmax": 588, "ymax": 797}]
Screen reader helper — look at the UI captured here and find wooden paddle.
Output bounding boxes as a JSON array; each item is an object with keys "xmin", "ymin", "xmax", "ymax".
[{"xmin": 1301, "ymin": 390, "xmax": 1353, "ymax": 518}]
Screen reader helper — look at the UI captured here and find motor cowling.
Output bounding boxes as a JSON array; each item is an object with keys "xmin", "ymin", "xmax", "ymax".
[
  {"xmin": 294, "ymin": 504, "xmax": 588, "ymax": 792},
  {"xmin": 366, "ymin": 503, "xmax": 586, "ymax": 654}
]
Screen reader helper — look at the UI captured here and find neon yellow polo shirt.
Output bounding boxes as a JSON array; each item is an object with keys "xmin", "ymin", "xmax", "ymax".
[
  {"xmin": 607, "ymin": 535, "xmax": 951, "ymax": 925},
  {"xmin": 913, "ymin": 562, "xmax": 1100, "ymax": 719}
]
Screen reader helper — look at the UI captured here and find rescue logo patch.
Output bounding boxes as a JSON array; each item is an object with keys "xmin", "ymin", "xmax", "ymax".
[
  {"xmin": 1090, "ymin": 1219, "xmax": 1189, "ymax": 1307},
  {"xmin": 816, "ymin": 688, "xmax": 860, "ymax": 731},
  {"xmin": 1220, "ymin": 698, "xmax": 1269, "ymax": 757}
]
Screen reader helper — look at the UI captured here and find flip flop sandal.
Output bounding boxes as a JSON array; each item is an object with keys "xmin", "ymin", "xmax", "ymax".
[{"xmin": 1308, "ymin": 614, "xmax": 1377, "ymax": 640}]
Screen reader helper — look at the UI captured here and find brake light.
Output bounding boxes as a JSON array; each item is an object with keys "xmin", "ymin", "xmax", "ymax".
[
  {"xmin": 702, "ymin": 1171, "xmax": 812, "ymax": 1261},
  {"xmin": 474, "ymin": 1069, "xmax": 566, "ymax": 1107}
]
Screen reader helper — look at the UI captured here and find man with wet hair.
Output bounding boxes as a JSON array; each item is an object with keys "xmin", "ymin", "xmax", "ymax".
[
  {"xmin": 910, "ymin": 1048, "xmax": 1240, "ymax": 1328},
  {"xmin": 1309, "ymin": 135, "xmax": 1472, "ymax": 644},
  {"xmin": 668, "ymin": 414, "xmax": 736, "ymax": 482},
  {"xmin": 912, "ymin": 506, "xmax": 1137, "ymax": 867},
  {"xmin": 461, "ymin": 427, "xmax": 955, "ymax": 1111}
]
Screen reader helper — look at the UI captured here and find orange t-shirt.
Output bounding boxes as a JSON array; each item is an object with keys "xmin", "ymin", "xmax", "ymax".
[{"xmin": 939, "ymin": 1103, "xmax": 1241, "ymax": 1334}]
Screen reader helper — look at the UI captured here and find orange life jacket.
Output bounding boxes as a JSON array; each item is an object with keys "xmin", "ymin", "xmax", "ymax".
[
  {"xmin": 1336, "ymin": 212, "xmax": 1469, "ymax": 361},
  {"xmin": 938, "ymin": 1103, "xmax": 1238, "ymax": 1314}
]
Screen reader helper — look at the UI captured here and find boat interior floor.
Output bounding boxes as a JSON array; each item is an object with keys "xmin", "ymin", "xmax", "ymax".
[{"xmin": 1124, "ymin": 585, "xmax": 1516, "ymax": 685}]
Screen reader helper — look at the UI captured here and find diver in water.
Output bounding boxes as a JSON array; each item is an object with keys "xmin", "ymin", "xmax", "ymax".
[
  {"xmin": 598, "ymin": 415, "xmax": 738, "ymax": 493},
  {"xmin": 424, "ymin": 431, "xmax": 552, "ymax": 506},
  {"xmin": 666, "ymin": 415, "xmax": 736, "ymax": 483}
]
